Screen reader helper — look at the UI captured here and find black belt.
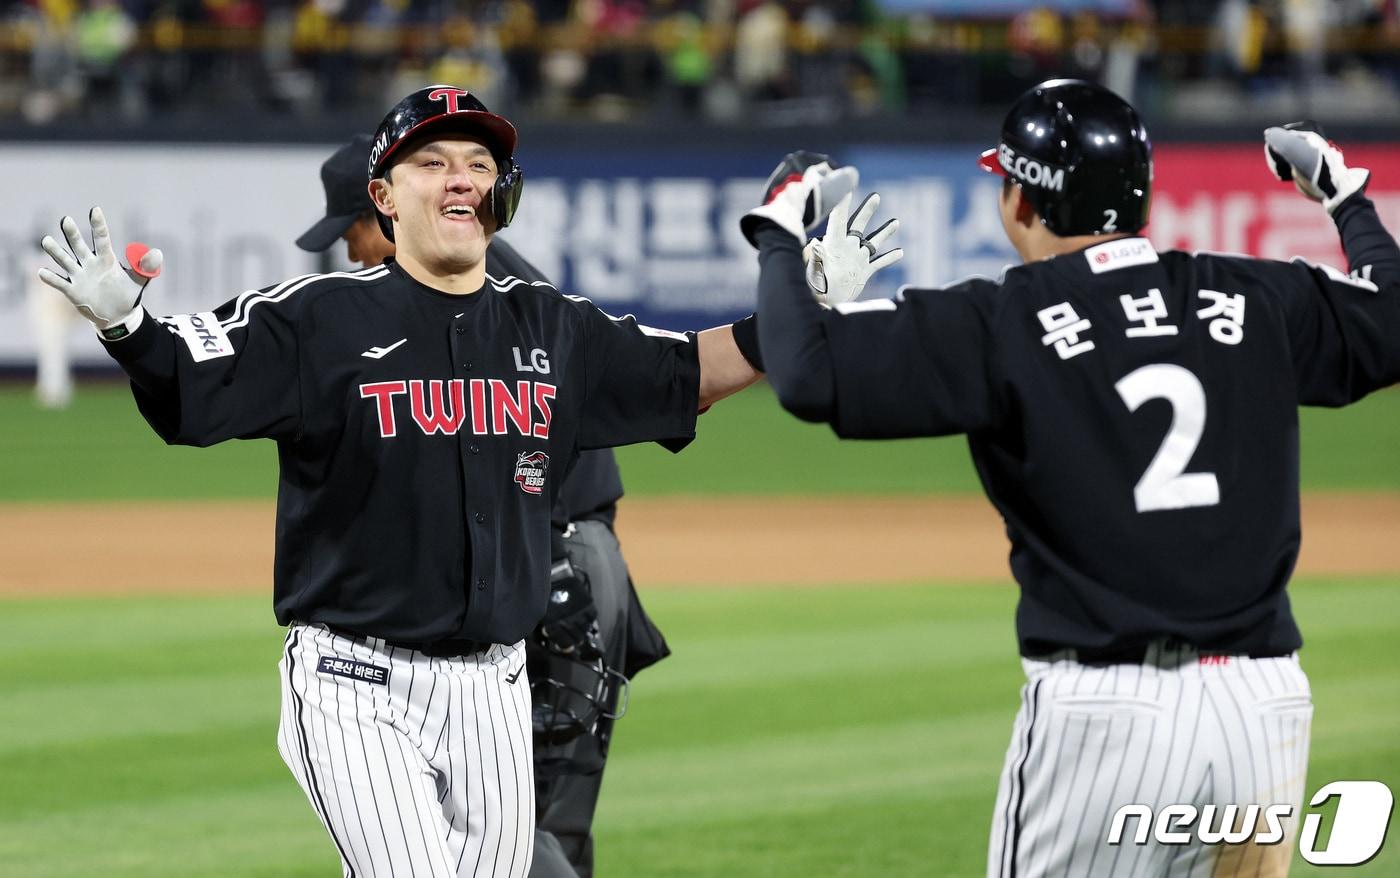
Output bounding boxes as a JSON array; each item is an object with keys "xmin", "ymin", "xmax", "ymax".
[
  {"xmin": 1033, "ymin": 640, "xmax": 1292, "ymax": 666},
  {"xmin": 322, "ymin": 624, "xmax": 491, "ymax": 659},
  {"xmin": 384, "ymin": 637, "xmax": 492, "ymax": 658}
]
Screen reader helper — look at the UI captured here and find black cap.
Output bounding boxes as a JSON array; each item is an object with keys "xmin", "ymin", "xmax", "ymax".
[{"xmin": 296, "ymin": 134, "xmax": 374, "ymax": 252}]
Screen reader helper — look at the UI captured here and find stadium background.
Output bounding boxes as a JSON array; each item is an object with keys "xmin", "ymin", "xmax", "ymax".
[{"xmin": 2, "ymin": 0, "xmax": 1399, "ymax": 874}]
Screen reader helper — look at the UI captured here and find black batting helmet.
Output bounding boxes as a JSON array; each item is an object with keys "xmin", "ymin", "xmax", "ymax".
[
  {"xmin": 978, "ymin": 79, "xmax": 1152, "ymax": 236},
  {"xmin": 368, "ymin": 85, "xmax": 525, "ymax": 239}
]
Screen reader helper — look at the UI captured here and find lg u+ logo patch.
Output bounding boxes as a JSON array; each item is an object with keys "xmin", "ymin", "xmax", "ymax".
[{"xmin": 1106, "ymin": 781, "xmax": 1394, "ymax": 866}]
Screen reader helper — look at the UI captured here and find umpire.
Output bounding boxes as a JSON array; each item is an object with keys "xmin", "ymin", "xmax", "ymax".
[
  {"xmin": 296, "ymin": 134, "xmax": 670, "ymax": 878},
  {"xmin": 749, "ymin": 80, "xmax": 1400, "ymax": 877}
]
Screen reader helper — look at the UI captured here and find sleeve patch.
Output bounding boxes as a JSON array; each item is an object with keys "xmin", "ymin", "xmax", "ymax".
[
  {"xmin": 170, "ymin": 311, "xmax": 236, "ymax": 361},
  {"xmin": 638, "ymin": 325, "xmax": 690, "ymax": 341}
]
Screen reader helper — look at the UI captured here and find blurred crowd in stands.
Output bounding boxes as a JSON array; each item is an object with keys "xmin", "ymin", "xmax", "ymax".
[{"xmin": 2, "ymin": 0, "xmax": 1398, "ymax": 129}]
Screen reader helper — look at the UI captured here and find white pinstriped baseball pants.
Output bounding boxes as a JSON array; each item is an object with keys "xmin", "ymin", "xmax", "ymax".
[
  {"xmin": 278, "ymin": 623, "xmax": 535, "ymax": 878},
  {"xmin": 988, "ymin": 642, "xmax": 1313, "ymax": 878}
]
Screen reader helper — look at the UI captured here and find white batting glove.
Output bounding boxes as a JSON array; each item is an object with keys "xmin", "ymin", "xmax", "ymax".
[
  {"xmin": 1264, "ymin": 122, "xmax": 1370, "ymax": 215},
  {"xmin": 38, "ymin": 207, "xmax": 164, "ymax": 340},
  {"xmin": 803, "ymin": 192, "xmax": 903, "ymax": 307},
  {"xmin": 741, "ymin": 151, "xmax": 859, "ymax": 246}
]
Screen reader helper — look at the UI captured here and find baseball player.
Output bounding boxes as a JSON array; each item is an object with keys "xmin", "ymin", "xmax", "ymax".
[
  {"xmin": 37, "ymin": 85, "xmax": 798, "ymax": 877},
  {"xmin": 295, "ymin": 133, "xmax": 675, "ymax": 878},
  {"xmin": 748, "ymin": 80, "xmax": 1400, "ymax": 877}
]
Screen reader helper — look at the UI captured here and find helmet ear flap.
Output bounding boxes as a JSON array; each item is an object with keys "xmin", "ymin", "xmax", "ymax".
[{"xmin": 490, "ymin": 160, "xmax": 525, "ymax": 230}]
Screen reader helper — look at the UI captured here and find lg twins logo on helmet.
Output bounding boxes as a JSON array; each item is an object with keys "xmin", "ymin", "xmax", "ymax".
[
  {"xmin": 514, "ymin": 451, "xmax": 548, "ymax": 495},
  {"xmin": 998, "ymin": 144, "xmax": 1066, "ymax": 191},
  {"xmin": 427, "ymin": 87, "xmax": 473, "ymax": 114}
]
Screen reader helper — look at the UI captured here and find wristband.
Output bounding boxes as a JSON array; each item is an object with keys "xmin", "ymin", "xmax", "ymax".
[
  {"xmin": 731, "ymin": 313, "xmax": 764, "ymax": 372},
  {"xmin": 98, "ymin": 307, "xmax": 144, "ymax": 341}
]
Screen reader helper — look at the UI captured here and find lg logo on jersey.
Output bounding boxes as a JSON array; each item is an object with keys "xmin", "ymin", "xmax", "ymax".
[
  {"xmin": 1106, "ymin": 781, "xmax": 1394, "ymax": 866},
  {"xmin": 512, "ymin": 347, "xmax": 550, "ymax": 374}
]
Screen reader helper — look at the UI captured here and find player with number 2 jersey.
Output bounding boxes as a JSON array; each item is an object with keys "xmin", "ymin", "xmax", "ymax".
[{"xmin": 749, "ymin": 79, "xmax": 1400, "ymax": 877}]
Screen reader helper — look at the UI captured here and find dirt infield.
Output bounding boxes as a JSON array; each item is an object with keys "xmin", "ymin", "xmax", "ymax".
[{"xmin": 3, "ymin": 493, "xmax": 1398, "ymax": 596}]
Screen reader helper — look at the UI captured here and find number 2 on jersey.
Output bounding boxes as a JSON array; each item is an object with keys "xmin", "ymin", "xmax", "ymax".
[{"xmin": 1114, "ymin": 364, "xmax": 1220, "ymax": 513}]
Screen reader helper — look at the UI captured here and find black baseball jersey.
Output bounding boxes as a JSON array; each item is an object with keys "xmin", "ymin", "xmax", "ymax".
[
  {"xmin": 757, "ymin": 195, "xmax": 1400, "ymax": 658},
  {"xmin": 102, "ymin": 259, "xmax": 699, "ymax": 645},
  {"xmin": 488, "ymin": 239, "xmax": 625, "ymax": 526}
]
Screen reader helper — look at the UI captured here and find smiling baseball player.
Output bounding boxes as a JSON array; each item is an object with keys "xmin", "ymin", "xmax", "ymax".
[
  {"xmin": 36, "ymin": 85, "xmax": 802, "ymax": 877},
  {"xmin": 295, "ymin": 132, "xmax": 681, "ymax": 878}
]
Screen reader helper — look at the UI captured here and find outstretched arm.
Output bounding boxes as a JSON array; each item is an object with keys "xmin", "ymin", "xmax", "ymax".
[
  {"xmin": 703, "ymin": 183, "xmax": 902, "ymax": 413},
  {"xmin": 1265, "ymin": 122, "xmax": 1400, "ymax": 289},
  {"xmin": 747, "ymin": 159, "xmax": 997, "ymax": 439},
  {"xmin": 696, "ymin": 324, "xmax": 762, "ymax": 409},
  {"xmin": 738, "ymin": 151, "xmax": 862, "ymax": 422},
  {"xmin": 37, "ymin": 207, "xmax": 303, "ymax": 445},
  {"xmin": 753, "ymin": 223, "xmax": 836, "ymax": 421},
  {"xmin": 38, "ymin": 208, "xmax": 183, "ymax": 404},
  {"xmin": 39, "ymin": 207, "xmax": 164, "ymax": 341},
  {"xmin": 1264, "ymin": 123, "xmax": 1400, "ymax": 401}
]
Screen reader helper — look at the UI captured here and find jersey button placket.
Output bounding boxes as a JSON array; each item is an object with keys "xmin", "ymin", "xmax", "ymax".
[{"xmin": 451, "ymin": 322, "xmax": 489, "ymax": 611}]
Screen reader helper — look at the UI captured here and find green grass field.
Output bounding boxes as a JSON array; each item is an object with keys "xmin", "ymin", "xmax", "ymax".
[
  {"xmin": 2, "ymin": 382, "xmax": 1398, "ymax": 875},
  {"xmin": 0, "ymin": 581, "xmax": 1396, "ymax": 876}
]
